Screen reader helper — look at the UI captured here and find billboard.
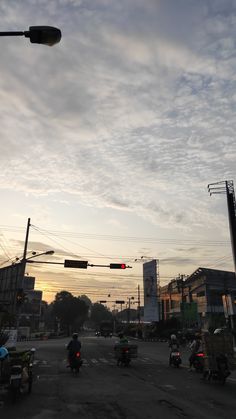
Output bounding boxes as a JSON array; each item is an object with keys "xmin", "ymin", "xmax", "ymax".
[{"xmin": 143, "ymin": 260, "xmax": 159, "ymax": 322}]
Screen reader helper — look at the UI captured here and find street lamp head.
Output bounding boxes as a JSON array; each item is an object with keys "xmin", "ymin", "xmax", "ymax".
[
  {"xmin": 24, "ymin": 26, "xmax": 61, "ymax": 46},
  {"xmin": 45, "ymin": 250, "xmax": 54, "ymax": 255}
]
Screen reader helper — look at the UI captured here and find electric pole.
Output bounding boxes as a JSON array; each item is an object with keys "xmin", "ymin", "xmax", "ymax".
[
  {"xmin": 138, "ymin": 285, "xmax": 141, "ymax": 324},
  {"xmin": 208, "ymin": 180, "xmax": 236, "ymax": 276}
]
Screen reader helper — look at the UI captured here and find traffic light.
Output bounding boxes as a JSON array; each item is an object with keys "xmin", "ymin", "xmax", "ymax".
[
  {"xmin": 99, "ymin": 300, "xmax": 107, "ymax": 303},
  {"xmin": 110, "ymin": 263, "xmax": 126, "ymax": 269},
  {"xmin": 115, "ymin": 300, "xmax": 125, "ymax": 304},
  {"xmin": 64, "ymin": 260, "xmax": 88, "ymax": 269},
  {"xmin": 16, "ymin": 289, "xmax": 26, "ymax": 305}
]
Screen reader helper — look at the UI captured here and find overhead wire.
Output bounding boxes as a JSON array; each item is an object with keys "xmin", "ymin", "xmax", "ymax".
[{"xmin": 0, "ymin": 224, "xmax": 231, "ymax": 246}]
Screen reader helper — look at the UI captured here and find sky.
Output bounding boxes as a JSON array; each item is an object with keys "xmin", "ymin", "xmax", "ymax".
[{"xmin": 0, "ymin": 0, "xmax": 235, "ymax": 307}]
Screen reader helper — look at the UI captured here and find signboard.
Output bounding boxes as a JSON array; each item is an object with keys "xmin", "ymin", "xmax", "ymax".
[{"xmin": 143, "ymin": 260, "xmax": 159, "ymax": 322}]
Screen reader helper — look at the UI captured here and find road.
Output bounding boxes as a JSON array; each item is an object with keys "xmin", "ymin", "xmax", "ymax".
[{"xmin": 1, "ymin": 334, "xmax": 236, "ymax": 418}]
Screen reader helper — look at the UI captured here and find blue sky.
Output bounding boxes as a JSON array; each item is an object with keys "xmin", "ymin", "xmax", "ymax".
[{"xmin": 0, "ymin": 0, "xmax": 235, "ymax": 305}]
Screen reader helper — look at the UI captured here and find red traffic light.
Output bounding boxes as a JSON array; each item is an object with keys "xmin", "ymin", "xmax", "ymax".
[{"xmin": 110, "ymin": 263, "xmax": 126, "ymax": 269}]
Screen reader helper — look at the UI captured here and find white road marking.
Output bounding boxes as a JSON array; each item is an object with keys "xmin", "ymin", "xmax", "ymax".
[{"xmin": 99, "ymin": 358, "xmax": 109, "ymax": 363}]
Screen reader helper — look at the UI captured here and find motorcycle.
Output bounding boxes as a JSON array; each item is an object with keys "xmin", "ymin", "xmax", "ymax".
[
  {"xmin": 203, "ymin": 354, "xmax": 230, "ymax": 385},
  {"xmin": 117, "ymin": 347, "xmax": 131, "ymax": 367},
  {"xmin": 68, "ymin": 351, "xmax": 83, "ymax": 374},
  {"xmin": 169, "ymin": 350, "xmax": 182, "ymax": 368},
  {"xmin": 192, "ymin": 351, "xmax": 205, "ymax": 372},
  {"xmin": 8, "ymin": 348, "xmax": 35, "ymax": 402}
]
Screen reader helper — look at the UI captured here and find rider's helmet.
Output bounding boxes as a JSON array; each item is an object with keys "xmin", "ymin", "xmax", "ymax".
[
  {"xmin": 170, "ymin": 334, "xmax": 176, "ymax": 340},
  {"xmin": 72, "ymin": 333, "xmax": 78, "ymax": 339},
  {"xmin": 0, "ymin": 346, "xmax": 9, "ymax": 359}
]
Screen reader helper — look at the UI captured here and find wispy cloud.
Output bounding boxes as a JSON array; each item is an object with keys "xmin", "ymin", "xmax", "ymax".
[{"xmin": 0, "ymin": 1, "xmax": 235, "ymax": 300}]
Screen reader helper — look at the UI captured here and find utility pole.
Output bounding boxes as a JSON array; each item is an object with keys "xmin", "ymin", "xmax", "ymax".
[
  {"xmin": 22, "ymin": 218, "xmax": 31, "ymax": 262},
  {"xmin": 16, "ymin": 217, "xmax": 30, "ymax": 328},
  {"xmin": 138, "ymin": 285, "xmax": 141, "ymax": 324},
  {"xmin": 208, "ymin": 181, "xmax": 236, "ymax": 342},
  {"xmin": 208, "ymin": 180, "xmax": 236, "ymax": 276},
  {"xmin": 127, "ymin": 297, "xmax": 134, "ymax": 324}
]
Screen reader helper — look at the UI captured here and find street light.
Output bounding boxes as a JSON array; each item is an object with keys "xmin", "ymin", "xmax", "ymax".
[
  {"xmin": 25, "ymin": 250, "xmax": 54, "ymax": 261},
  {"xmin": 0, "ymin": 26, "xmax": 61, "ymax": 46}
]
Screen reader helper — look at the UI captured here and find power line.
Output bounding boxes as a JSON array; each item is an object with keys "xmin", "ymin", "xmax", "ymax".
[{"xmin": 0, "ymin": 224, "xmax": 231, "ymax": 246}]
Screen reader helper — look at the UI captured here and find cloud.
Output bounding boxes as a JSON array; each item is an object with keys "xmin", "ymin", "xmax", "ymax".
[{"xmin": 0, "ymin": 0, "xmax": 235, "ymax": 238}]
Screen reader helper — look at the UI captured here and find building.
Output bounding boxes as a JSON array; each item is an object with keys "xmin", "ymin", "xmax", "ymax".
[
  {"xmin": 0, "ymin": 262, "xmax": 43, "ymax": 331},
  {"xmin": 160, "ymin": 267, "xmax": 236, "ymax": 329}
]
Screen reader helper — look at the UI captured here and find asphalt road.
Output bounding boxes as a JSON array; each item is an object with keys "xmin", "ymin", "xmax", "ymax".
[{"xmin": 1, "ymin": 334, "xmax": 236, "ymax": 418}]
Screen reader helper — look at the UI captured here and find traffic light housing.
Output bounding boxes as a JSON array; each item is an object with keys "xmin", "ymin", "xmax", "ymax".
[
  {"xmin": 115, "ymin": 300, "xmax": 125, "ymax": 304},
  {"xmin": 110, "ymin": 263, "xmax": 126, "ymax": 269},
  {"xmin": 64, "ymin": 260, "xmax": 88, "ymax": 269}
]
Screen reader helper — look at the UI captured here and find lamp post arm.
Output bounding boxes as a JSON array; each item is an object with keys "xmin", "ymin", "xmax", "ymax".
[{"xmin": 0, "ymin": 31, "xmax": 24, "ymax": 36}]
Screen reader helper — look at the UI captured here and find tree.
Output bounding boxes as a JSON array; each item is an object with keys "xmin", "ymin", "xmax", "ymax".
[
  {"xmin": 79, "ymin": 295, "xmax": 92, "ymax": 308},
  {"xmin": 90, "ymin": 303, "xmax": 113, "ymax": 328},
  {"xmin": 52, "ymin": 291, "xmax": 89, "ymax": 335}
]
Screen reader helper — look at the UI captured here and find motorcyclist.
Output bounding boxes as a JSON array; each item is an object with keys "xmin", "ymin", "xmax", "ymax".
[
  {"xmin": 117, "ymin": 333, "xmax": 129, "ymax": 366},
  {"xmin": 168, "ymin": 334, "xmax": 180, "ymax": 365},
  {"xmin": 119, "ymin": 332, "xmax": 128, "ymax": 344},
  {"xmin": 67, "ymin": 333, "xmax": 81, "ymax": 366},
  {"xmin": 188, "ymin": 334, "xmax": 202, "ymax": 371}
]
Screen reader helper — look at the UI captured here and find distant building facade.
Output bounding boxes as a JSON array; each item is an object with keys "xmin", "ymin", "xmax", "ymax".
[{"xmin": 160, "ymin": 267, "xmax": 236, "ymax": 329}]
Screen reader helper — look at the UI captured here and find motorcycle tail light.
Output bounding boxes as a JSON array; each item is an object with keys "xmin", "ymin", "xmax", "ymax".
[{"xmin": 76, "ymin": 352, "xmax": 81, "ymax": 358}]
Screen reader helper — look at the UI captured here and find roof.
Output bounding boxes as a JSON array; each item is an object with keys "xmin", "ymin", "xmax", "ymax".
[{"xmin": 185, "ymin": 267, "xmax": 235, "ymax": 284}]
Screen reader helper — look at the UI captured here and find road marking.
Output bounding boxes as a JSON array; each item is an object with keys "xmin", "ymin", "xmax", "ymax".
[
  {"xmin": 160, "ymin": 384, "xmax": 176, "ymax": 391},
  {"xmin": 99, "ymin": 358, "xmax": 109, "ymax": 363},
  {"xmin": 91, "ymin": 358, "xmax": 99, "ymax": 364}
]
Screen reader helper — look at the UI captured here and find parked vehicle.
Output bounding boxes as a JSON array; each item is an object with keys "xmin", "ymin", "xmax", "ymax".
[
  {"xmin": 169, "ymin": 350, "xmax": 181, "ymax": 368},
  {"xmin": 0, "ymin": 348, "xmax": 35, "ymax": 402},
  {"xmin": 68, "ymin": 351, "xmax": 83, "ymax": 374}
]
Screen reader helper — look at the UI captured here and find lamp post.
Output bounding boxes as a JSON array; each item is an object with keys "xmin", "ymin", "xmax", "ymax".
[{"xmin": 0, "ymin": 26, "xmax": 61, "ymax": 46}]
